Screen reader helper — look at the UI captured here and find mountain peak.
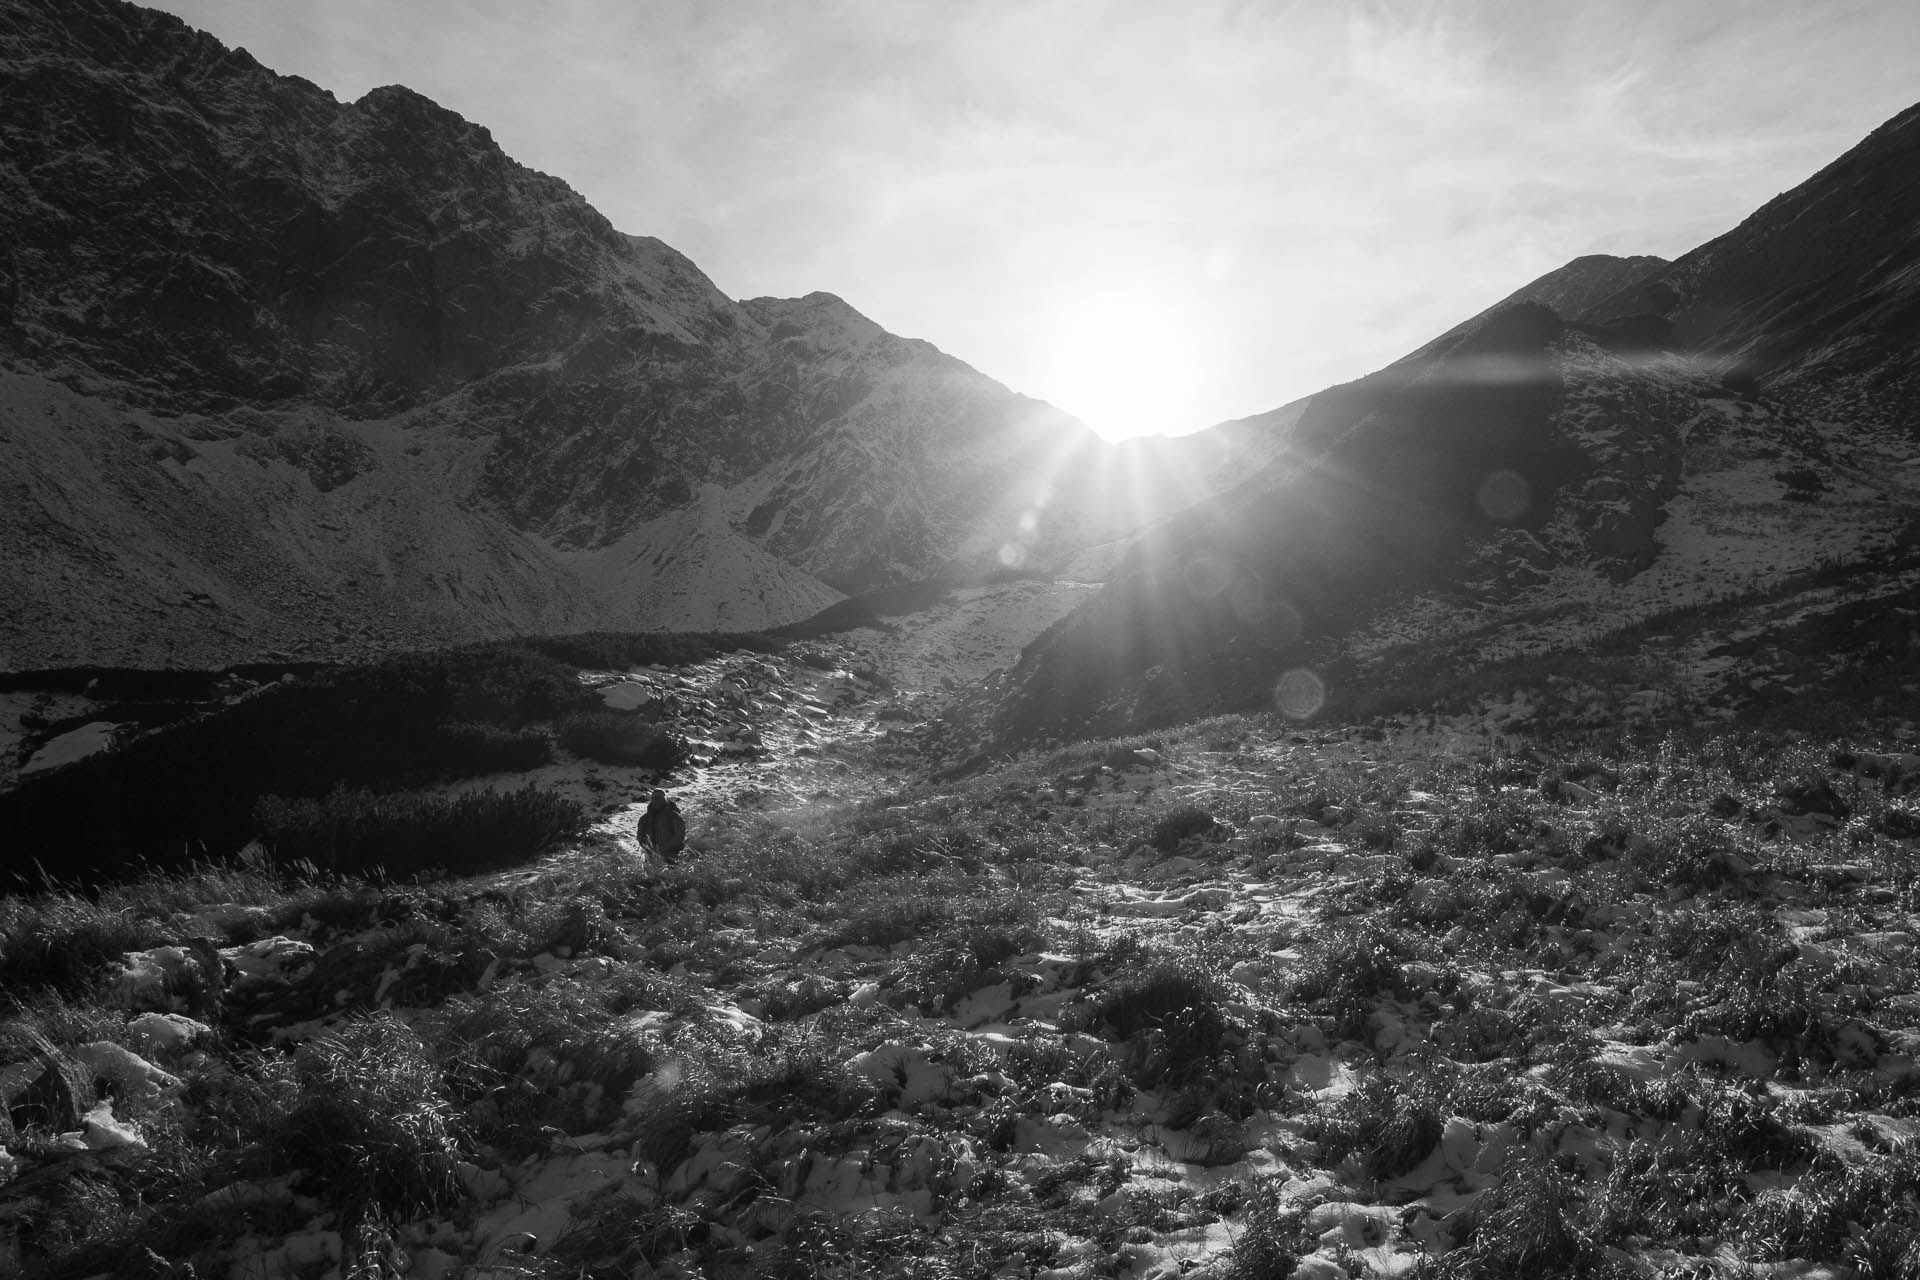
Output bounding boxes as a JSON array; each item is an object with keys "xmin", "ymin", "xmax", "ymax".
[{"xmin": 353, "ymin": 82, "xmax": 495, "ymax": 145}]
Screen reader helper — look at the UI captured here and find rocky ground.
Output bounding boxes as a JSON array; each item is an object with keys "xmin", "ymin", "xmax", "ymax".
[{"xmin": 4, "ymin": 604, "xmax": 1920, "ymax": 1278}]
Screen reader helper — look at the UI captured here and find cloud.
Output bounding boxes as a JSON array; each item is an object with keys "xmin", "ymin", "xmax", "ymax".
[{"xmin": 145, "ymin": 0, "xmax": 1920, "ymax": 436}]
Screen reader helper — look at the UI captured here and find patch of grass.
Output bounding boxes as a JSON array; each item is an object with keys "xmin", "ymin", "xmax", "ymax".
[
  {"xmin": 269, "ymin": 1014, "xmax": 466, "ymax": 1262},
  {"xmin": 1084, "ymin": 952, "xmax": 1240, "ymax": 1095},
  {"xmin": 436, "ymin": 974, "xmax": 659, "ymax": 1151},
  {"xmin": 625, "ymin": 1027, "xmax": 882, "ymax": 1174},
  {"xmin": 1738, "ymin": 1150, "xmax": 1920, "ymax": 1268},
  {"xmin": 0, "ymin": 894, "xmax": 174, "ymax": 999},
  {"xmin": 1306, "ymin": 1073, "xmax": 1443, "ymax": 1181},
  {"xmin": 1221, "ymin": 1178, "xmax": 1316, "ymax": 1279},
  {"xmin": 253, "ymin": 782, "xmax": 587, "ymax": 879},
  {"xmin": 1436, "ymin": 1151, "xmax": 1617, "ymax": 1279}
]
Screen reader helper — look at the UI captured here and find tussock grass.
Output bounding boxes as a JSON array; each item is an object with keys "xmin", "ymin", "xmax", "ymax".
[
  {"xmin": 436, "ymin": 974, "xmax": 663, "ymax": 1151},
  {"xmin": 624, "ymin": 1028, "xmax": 882, "ymax": 1172},
  {"xmin": 1306, "ymin": 1074, "xmax": 1444, "ymax": 1182},
  {"xmin": 1220, "ymin": 1178, "xmax": 1315, "ymax": 1279},
  {"xmin": 1436, "ymin": 1151, "xmax": 1616, "ymax": 1279},
  {"xmin": 271, "ymin": 1014, "xmax": 467, "ymax": 1251}
]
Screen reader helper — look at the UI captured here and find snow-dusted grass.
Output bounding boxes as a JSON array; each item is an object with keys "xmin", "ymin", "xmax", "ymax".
[{"xmin": 4, "ymin": 643, "xmax": 1919, "ymax": 1277}]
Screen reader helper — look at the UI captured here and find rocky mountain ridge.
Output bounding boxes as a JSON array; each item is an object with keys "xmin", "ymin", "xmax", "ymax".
[
  {"xmin": 0, "ymin": 0, "xmax": 1259, "ymax": 669},
  {"xmin": 1583, "ymin": 102, "xmax": 1920, "ymax": 430},
  {"xmin": 984, "ymin": 103, "xmax": 1920, "ymax": 745}
]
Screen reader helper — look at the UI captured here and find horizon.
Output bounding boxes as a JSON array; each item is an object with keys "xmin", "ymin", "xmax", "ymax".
[{"xmin": 143, "ymin": 0, "xmax": 1920, "ymax": 440}]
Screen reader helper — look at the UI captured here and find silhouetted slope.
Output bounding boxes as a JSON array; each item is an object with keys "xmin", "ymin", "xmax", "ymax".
[
  {"xmin": 1584, "ymin": 102, "xmax": 1920, "ymax": 428},
  {"xmin": 991, "ymin": 101, "xmax": 1920, "ymax": 743},
  {"xmin": 997, "ymin": 303, "xmax": 1580, "ymax": 740},
  {"xmin": 1401, "ymin": 254, "xmax": 1669, "ymax": 364}
]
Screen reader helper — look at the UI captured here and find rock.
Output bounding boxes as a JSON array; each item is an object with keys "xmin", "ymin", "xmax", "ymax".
[
  {"xmin": 71, "ymin": 1042, "xmax": 182, "ymax": 1106},
  {"xmin": 7, "ymin": 1052, "xmax": 96, "ymax": 1134},
  {"xmin": 1776, "ymin": 778, "xmax": 1850, "ymax": 819},
  {"xmin": 70, "ymin": 1100, "xmax": 146, "ymax": 1152}
]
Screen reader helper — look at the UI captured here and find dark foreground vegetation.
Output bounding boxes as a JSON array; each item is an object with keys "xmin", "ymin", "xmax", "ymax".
[
  {"xmin": 0, "ymin": 630, "xmax": 778, "ymax": 886},
  {"xmin": 3, "ymin": 703, "xmax": 1918, "ymax": 1277}
]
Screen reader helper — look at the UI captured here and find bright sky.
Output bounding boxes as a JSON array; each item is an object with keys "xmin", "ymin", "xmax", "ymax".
[{"xmin": 147, "ymin": 0, "xmax": 1920, "ymax": 440}]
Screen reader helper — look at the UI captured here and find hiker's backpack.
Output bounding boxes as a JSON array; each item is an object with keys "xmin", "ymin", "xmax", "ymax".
[{"xmin": 643, "ymin": 800, "xmax": 687, "ymax": 860}]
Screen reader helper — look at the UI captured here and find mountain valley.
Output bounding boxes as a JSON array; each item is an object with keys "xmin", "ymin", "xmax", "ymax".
[{"xmin": 3, "ymin": 1, "xmax": 1920, "ymax": 1277}]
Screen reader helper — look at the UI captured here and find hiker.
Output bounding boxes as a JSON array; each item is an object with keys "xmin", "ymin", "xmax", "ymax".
[{"xmin": 638, "ymin": 788, "xmax": 686, "ymax": 864}]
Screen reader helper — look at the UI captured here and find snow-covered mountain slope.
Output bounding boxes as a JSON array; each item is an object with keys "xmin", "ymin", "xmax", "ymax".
[{"xmin": 1, "ymin": 0, "xmax": 1232, "ymax": 667}]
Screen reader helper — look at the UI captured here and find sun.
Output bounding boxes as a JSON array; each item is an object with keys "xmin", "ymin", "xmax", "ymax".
[{"xmin": 1040, "ymin": 290, "xmax": 1205, "ymax": 442}]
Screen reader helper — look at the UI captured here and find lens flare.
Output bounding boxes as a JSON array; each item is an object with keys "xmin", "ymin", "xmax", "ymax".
[
  {"xmin": 1274, "ymin": 668, "xmax": 1325, "ymax": 720},
  {"xmin": 1475, "ymin": 469, "xmax": 1531, "ymax": 522},
  {"xmin": 998, "ymin": 541, "xmax": 1027, "ymax": 568},
  {"xmin": 1182, "ymin": 552, "xmax": 1233, "ymax": 598}
]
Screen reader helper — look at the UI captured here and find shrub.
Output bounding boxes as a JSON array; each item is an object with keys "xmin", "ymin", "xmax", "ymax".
[
  {"xmin": 271, "ymin": 1015, "xmax": 466, "ymax": 1253},
  {"xmin": 432, "ymin": 720, "xmax": 553, "ymax": 773},
  {"xmin": 253, "ymin": 783, "xmax": 586, "ymax": 879},
  {"xmin": 1738, "ymin": 1150, "xmax": 1920, "ymax": 1266},
  {"xmin": 1289, "ymin": 920, "xmax": 1407, "ymax": 1039},
  {"xmin": 625, "ymin": 1031, "xmax": 880, "ymax": 1172},
  {"xmin": 0, "ymin": 644, "xmax": 595, "ymax": 886},
  {"xmin": 1437, "ymin": 1152, "xmax": 1612, "ymax": 1278},
  {"xmin": 558, "ymin": 711, "xmax": 686, "ymax": 769},
  {"xmin": 1591, "ymin": 1135, "xmax": 1748, "ymax": 1242},
  {"xmin": 1086, "ymin": 954, "xmax": 1236, "ymax": 1093},
  {"xmin": 1149, "ymin": 805, "xmax": 1218, "ymax": 853},
  {"xmin": 1222, "ymin": 1178, "xmax": 1314, "ymax": 1278},
  {"xmin": 1307, "ymin": 1074, "xmax": 1443, "ymax": 1181}
]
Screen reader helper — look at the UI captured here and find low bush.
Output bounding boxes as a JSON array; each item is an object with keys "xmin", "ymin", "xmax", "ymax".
[
  {"xmin": 624, "ymin": 1030, "xmax": 880, "ymax": 1172},
  {"xmin": 1737, "ymin": 1150, "xmax": 1920, "ymax": 1267},
  {"xmin": 253, "ymin": 783, "xmax": 586, "ymax": 879},
  {"xmin": 1149, "ymin": 804, "xmax": 1218, "ymax": 852},
  {"xmin": 432, "ymin": 720, "xmax": 554, "ymax": 773},
  {"xmin": 1085, "ymin": 954, "xmax": 1237, "ymax": 1093},
  {"xmin": 558, "ymin": 711, "xmax": 685, "ymax": 769},
  {"xmin": 1590, "ymin": 1134, "xmax": 1748, "ymax": 1242}
]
